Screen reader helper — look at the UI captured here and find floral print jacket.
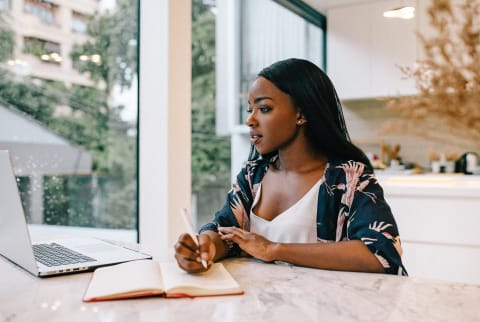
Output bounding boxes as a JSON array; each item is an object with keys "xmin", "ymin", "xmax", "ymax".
[{"xmin": 199, "ymin": 156, "xmax": 407, "ymax": 275}]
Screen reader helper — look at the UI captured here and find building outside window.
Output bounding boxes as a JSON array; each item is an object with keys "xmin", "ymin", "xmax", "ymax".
[
  {"xmin": 71, "ymin": 11, "xmax": 88, "ymax": 34},
  {"xmin": 23, "ymin": 0, "xmax": 57, "ymax": 25},
  {"xmin": 23, "ymin": 36, "xmax": 62, "ymax": 64},
  {"xmin": 0, "ymin": 0, "xmax": 10, "ymax": 11},
  {"xmin": 0, "ymin": 0, "xmax": 139, "ymax": 242}
]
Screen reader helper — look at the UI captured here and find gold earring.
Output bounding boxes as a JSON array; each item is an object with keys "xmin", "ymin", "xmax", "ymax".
[{"xmin": 297, "ymin": 120, "xmax": 303, "ymax": 125}]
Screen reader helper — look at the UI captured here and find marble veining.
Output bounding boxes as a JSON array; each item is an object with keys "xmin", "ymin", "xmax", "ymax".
[{"xmin": 1, "ymin": 256, "xmax": 479, "ymax": 322}]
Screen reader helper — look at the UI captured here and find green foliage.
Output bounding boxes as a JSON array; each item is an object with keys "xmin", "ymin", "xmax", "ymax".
[
  {"xmin": 42, "ymin": 174, "xmax": 136, "ymax": 229},
  {"xmin": 0, "ymin": 1, "xmax": 139, "ymax": 229},
  {"xmin": 67, "ymin": 0, "xmax": 139, "ymax": 228},
  {"xmin": 191, "ymin": 0, "xmax": 231, "ymax": 192},
  {"xmin": 70, "ymin": 0, "xmax": 137, "ymax": 92},
  {"xmin": 97, "ymin": 178, "xmax": 137, "ymax": 228},
  {"xmin": 0, "ymin": 72, "xmax": 110, "ymax": 173},
  {"xmin": 0, "ymin": 71, "xmax": 58, "ymax": 123},
  {"xmin": 0, "ymin": 14, "xmax": 14, "ymax": 62},
  {"xmin": 23, "ymin": 38, "xmax": 50, "ymax": 57},
  {"xmin": 1, "ymin": 0, "xmax": 232, "ymax": 228},
  {"xmin": 63, "ymin": 85, "xmax": 110, "ymax": 172},
  {"xmin": 43, "ymin": 176, "xmax": 94, "ymax": 226}
]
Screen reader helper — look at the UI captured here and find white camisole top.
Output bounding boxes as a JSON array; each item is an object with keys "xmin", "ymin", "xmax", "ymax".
[{"xmin": 250, "ymin": 178, "xmax": 322, "ymax": 243}]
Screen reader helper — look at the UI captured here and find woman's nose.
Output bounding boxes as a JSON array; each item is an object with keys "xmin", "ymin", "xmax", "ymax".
[{"xmin": 245, "ymin": 111, "xmax": 256, "ymax": 127}]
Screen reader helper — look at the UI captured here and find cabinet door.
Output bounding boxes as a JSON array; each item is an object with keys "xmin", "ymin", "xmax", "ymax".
[
  {"xmin": 369, "ymin": 0, "xmax": 417, "ymax": 97},
  {"xmin": 327, "ymin": 0, "xmax": 418, "ymax": 99},
  {"xmin": 327, "ymin": 4, "xmax": 370, "ymax": 99}
]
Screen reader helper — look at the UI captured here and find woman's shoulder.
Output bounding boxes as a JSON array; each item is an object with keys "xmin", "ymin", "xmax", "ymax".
[
  {"xmin": 324, "ymin": 159, "xmax": 374, "ymax": 181},
  {"xmin": 326, "ymin": 158, "xmax": 373, "ymax": 171},
  {"xmin": 236, "ymin": 155, "xmax": 272, "ymax": 182}
]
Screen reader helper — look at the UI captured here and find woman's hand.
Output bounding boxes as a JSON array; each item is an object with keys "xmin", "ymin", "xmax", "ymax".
[
  {"xmin": 218, "ymin": 227, "xmax": 277, "ymax": 262},
  {"xmin": 174, "ymin": 233, "xmax": 216, "ymax": 273}
]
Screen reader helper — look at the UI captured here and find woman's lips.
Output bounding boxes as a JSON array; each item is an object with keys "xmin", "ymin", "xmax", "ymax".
[{"xmin": 250, "ymin": 134, "xmax": 262, "ymax": 145}]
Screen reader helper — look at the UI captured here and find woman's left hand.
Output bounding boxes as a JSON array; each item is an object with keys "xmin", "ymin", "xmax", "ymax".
[{"xmin": 218, "ymin": 226, "xmax": 277, "ymax": 262}]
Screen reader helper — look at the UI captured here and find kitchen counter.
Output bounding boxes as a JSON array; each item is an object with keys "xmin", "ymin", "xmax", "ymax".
[
  {"xmin": 375, "ymin": 172, "xmax": 480, "ymax": 285},
  {"xmin": 376, "ymin": 172, "xmax": 480, "ymax": 197},
  {"xmin": 1, "ymin": 256, "xmax": 479, "ymax": 322}
]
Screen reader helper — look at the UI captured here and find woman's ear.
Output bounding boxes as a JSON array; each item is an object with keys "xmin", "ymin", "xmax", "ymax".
[{"xmin": 296, "ymin": 113, "xmax": 307, "ymax": 125}]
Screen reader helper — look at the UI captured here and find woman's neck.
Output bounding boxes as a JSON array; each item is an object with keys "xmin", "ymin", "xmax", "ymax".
[
  {"xmin": 268, "ymin": 128, "xmax": 327, "ymax": 174},
  {"xmin": 273, "ymin": 149, "xmax": 327, "ymax": 174}
]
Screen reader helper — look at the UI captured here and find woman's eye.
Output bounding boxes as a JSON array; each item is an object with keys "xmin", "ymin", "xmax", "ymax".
[{"xmin": 246, "ymin": 106, "xmax": 270, "ymax": 113}]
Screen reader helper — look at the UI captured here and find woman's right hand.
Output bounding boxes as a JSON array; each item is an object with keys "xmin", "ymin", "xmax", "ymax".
[{"xmin": 174, "ymin": 232, "xmax": 216, "ymax": 273}]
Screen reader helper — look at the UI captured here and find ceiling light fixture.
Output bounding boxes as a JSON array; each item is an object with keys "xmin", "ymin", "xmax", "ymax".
[{"xmin": 383, "ymin": 6, "xmax": 415, "ymax": 19}]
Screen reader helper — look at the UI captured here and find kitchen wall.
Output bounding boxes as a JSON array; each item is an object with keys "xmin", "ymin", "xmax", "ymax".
[
  {"xmin": 342, "ymin": 99, "xmax": 475, "ymax": 169},
  {"xmin": 326, "ymin": 0, "xmax": 477, "ymax": 169}
]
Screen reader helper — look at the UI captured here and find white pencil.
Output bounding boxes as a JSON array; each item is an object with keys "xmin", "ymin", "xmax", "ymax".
[{"xmin": 179, "ymin": 208, "xmax": 207, "ymax": 269}]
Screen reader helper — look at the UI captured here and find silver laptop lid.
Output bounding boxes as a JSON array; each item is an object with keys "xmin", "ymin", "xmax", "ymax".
[
  {"xmin": 0, "ymin": 150, "xmax": 39, "ymax": 275},
  {"xmin": 0, "ymin": 150, "xmax": 152, "ymax": 277}
]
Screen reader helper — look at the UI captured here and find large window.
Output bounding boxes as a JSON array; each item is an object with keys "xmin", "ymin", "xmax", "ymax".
[
  {"xmin": 0, "ymin": 0, "xmax": 139, "ymax": 242},
  {"xmin": 24, "ymin": 0, "xmax": 57, "ymax": 25},
  {"xmin": 71, "ymin": 11, "xmax": 89, "ymax": 34},
  {"xmin": 191, "ymin": 0, "xmax": 231, "ymax": 228},
  {"xmin": 191, "ymin": 0, "xmax": 326, "ymax": 228},
  {"xmin": 23, "ymin": 36, "xmax": 62, "ymax": 64},
  {"xmin": 0, "ymin": 0, "xmax": 325, "ymax": 247}
]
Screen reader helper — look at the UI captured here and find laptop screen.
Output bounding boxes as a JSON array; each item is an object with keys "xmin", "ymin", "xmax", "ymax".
[{"xmin": 0, "ymin": 150, "xmax": 39, "ymax": 275}]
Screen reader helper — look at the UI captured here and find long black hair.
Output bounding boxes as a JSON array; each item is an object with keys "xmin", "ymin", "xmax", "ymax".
[{"xmin": 249, "ymin": 58, "xmax": 371, "ymax": 167}]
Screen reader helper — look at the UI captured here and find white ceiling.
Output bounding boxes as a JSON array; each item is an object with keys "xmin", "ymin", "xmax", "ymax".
[{"xmin": 302, "ymin": 0, "xmax": 374, "ymax": 13}]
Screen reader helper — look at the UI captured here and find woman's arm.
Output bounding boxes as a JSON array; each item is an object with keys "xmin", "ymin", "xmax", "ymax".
[
  {"xmin": 201, "ymin": 230, "xmax": 230, "ymax": 262},
  {"xmin": 271, "ymin": 240, "xmax": 384, "ymax": 272},
  {"xmin": 218, "ymin": 226, "xmax": 384, "ymax": 273}
]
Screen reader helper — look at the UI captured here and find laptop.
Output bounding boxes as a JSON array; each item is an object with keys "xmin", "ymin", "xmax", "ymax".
[{"xmin": 0, "ymin": 150, "xmax": 152, "ymax": 277}]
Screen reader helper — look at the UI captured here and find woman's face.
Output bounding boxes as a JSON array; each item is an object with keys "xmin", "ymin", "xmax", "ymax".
[{"xmin": 246, "ymin": 77, "xmax": 302, "ymax": 155}]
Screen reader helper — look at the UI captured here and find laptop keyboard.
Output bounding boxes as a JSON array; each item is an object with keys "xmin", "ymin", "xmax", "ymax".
[{"xmin": 33, "ymin": 243, "xmax": 96, "ymax": 267}]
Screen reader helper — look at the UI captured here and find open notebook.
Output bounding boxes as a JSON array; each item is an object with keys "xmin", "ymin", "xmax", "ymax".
[
  {"xmin": 84, "ymin": 207, "xmax": 243, "ymax": 301},
  {"xmin": 83, "ymin": 260, "xmax": 243, "ymax": 301},
  {"xmin": 0, "ymin": 150, "xmax": 152, "ymax": 277}
]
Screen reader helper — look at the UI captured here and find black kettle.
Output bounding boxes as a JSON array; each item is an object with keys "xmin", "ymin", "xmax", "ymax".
[{"xmin": 455, "ymin": 152, "xmax": 479, "ymax": 174}]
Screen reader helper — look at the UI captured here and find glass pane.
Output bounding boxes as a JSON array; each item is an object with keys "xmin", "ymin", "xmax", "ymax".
[
  {"xmin": 0, "ymin": 0, "xmax": 10, "ymax": 12},
  {"xmin": 238, "ymin": 0, "xmax": 324, "ymax": 124},
  {"xmin": 191, "ymin": 0, "xmax": 231, "ymax": 229},
  {"xmin": 195, "ymin": 0, "xmax": 325, "ymax": 228},
  {"xmin": 0, "ymin": 0, "xmax": 139, "ymax": 242}
]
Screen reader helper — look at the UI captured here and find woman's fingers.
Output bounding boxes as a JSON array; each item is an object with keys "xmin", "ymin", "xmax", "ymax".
[
  {"xmin": 197, "ymin": 233, "xmax": 216, "ymax": 265},
  {"xmin": 218, "ymin": 226, "xmax": 246, "ymax": 240},
  {"xmin": 174, "ymin": 233, "xmax": 206, "ymax": 272},
  {"xmin": 174, "ymin": 252, "xmax": 205, "ymax": 273},
  {"xmin": 177, "ymin": 233, "xmax": 198, "ymax": 251},
  {"xmin": 217, "ymin": 227, "xmax": 275, "ymax": 262}
]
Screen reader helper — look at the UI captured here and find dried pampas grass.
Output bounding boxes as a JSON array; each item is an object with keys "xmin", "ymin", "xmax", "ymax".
[{"xmin": 386, "ymin": 0, "xmax": 480, "ymax": 151}]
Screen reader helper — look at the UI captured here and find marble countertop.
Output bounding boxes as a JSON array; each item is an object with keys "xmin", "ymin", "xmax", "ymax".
[
  {"xmin": 1, "ymin": 256, "xmax": 479, "ymax": 322},
  {"xmin": 375, "ymin": 173, "xmax": 480, "ymax": 197}
]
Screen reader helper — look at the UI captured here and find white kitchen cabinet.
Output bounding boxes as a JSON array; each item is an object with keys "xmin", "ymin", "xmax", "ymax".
[
  {"xmin": 327, "ymin": 0, "xmax": 418, "ymax": 99},
  {"xmin": 377, "ymin": 174, "xmax": 480, "ymax": 285},
  {"xmin": 326, "ymin": 4, "xmax": 370, "ymax": 99}
]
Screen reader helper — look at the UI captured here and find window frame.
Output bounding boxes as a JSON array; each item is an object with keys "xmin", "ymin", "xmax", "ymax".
[
  {"xmin": 138, "ymin": 0, "xmax": 191, "ymax": 256},
  {"xmin": 137, "ymin": 0, "xmax": 326, "ymax": 255},
  {"xmin": 273, "ymin": 0, "xmax": 327, "ymax": 68}
]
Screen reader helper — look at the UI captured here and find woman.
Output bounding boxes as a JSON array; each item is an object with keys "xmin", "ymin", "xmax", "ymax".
[{"xmin": 175, "ymin": 58, "xmax": 406, "ymax": 275}]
